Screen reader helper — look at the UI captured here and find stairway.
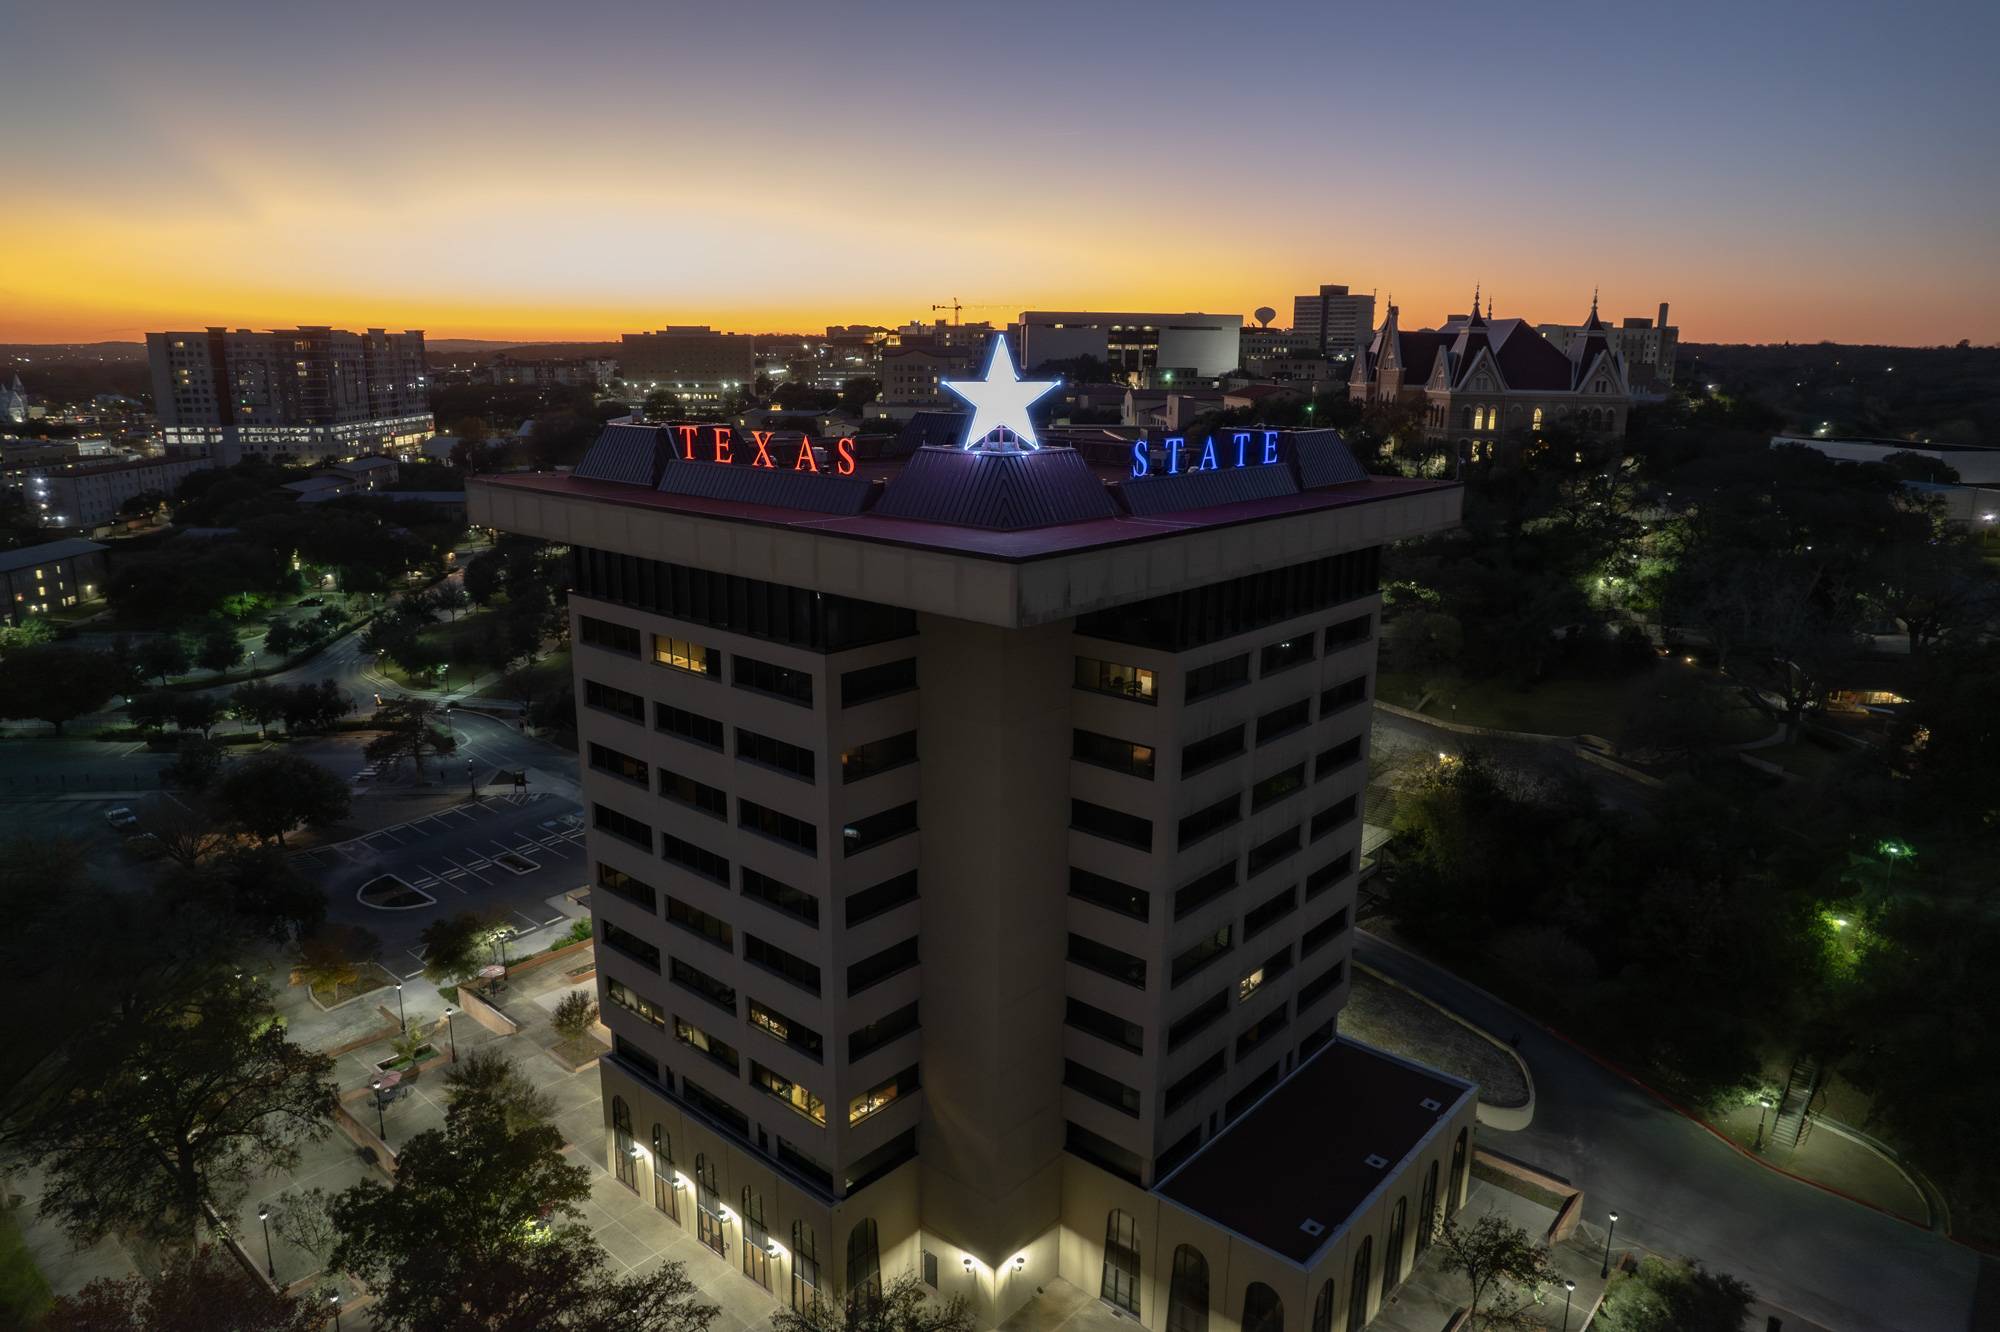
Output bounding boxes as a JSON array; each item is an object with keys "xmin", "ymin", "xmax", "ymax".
[{"xmin": 1771, "ymin": 1054, "xmax": 1821, "ymax": 1150}]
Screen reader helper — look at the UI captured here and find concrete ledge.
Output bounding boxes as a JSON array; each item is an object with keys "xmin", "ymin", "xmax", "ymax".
[
  {"xmin": 1357, "ymin": 962, "xmax": 1536, "ymax": 1131},
  {"xmin": 456, "ymin": 984, "xmax": 519, "ymax": 1036},
  {"xmin": 1474, "ymin": 1149, "xmax": 1583, "ymax": 1245}
]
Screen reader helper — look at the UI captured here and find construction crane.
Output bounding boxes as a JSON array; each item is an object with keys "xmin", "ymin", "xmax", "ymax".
[{"xmin": 931, "ymin": 298, "xmax": 963, "ymax": 325}]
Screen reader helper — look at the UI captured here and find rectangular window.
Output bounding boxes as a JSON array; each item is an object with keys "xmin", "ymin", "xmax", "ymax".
[
  {"xmin": 669, "ymin": 958, "xmax": 736, "ymax": 1014},
  {"xmin": 849, "ymin": 1064, "xmax": 920, "ymax": 1125},
  {"xmin": 847, "ymin": 937, "xmax": 919, "ymax": 996},
  {"xmin": 1072, "ymin": 729, "xmax": 1156, "ymax": 780},
  {"xmin": 653, "ymin": 633, "xmax": 719, "ymax": 676},
  {"xmin": 1180, "ymin": 724, "xmax": 1245, "ymax": 776},
  {"xmin": 1321, "ymin": 675, "xmax": 1368, "ymax": 715},
  {"xmin": 846, "ymin": 870, "xmax": 918, "ymax": 926},
  {"xmin": 1255, "ymin": 698, "xmax": 1311, "ymax": 745},
  {"xmin": 1250, "ymin": 762, "xmax": 1306, "ymax": 812},
  {"xmin": 600, "ymin": 919, "xmax": 661, "ymax": 971},
  {"xmin": 736, "ymin": 727, "xmax": 815, "ymax": 782},
  {"xmin": 1298, "ymin": 959, "xmax": 1345, "ymax": 1009},
  {"xmin": 1324, "ymin": 613, "xmax": 1372, "ymax": 650},
  {"xmin": 584, "ymin": 679, "xmax": 645, "ymax": 723},
  {"xmin": 1302, "ymin": 907, "xmax": 1349, "ymax": 957},
  {"xmin": 734, "ymin": 654, "xmax": 813, "ymax": 706},
  {"xmin": 1065, "ymin": 997, "xmax": 1143, "ymax": 1054},
  {"xmin": 1066, "ymin": 1120, "xmax": 1144, "ymax": 1187},
  {"xmin": 595, "ymin": 862, "xmax": 656, "ymax": 912},
  {"xmin": 1236, "ymin": 1007, "xmax": 1290, "ymax": 1059},
  {"xmin": 1259, "ymin": 634, "xmax": 1315, "ymax": 677},
  {"xmin": 593, "ymin": 803, "xmax": 652, "ymax": 852},
  {"xmin": 1167, "ymin": 989, "xmax": 1228, "ymax": 1051},
  {"xmin": 1184, "ymin": 653, "xmax": 1250, "ymax": 703},
  {"xmin": 1068, "ymin": 867, "xmax": 1149, "ymax": 922},
  {"xmin": 750, "ymin": 1060, "xmax": 826, "ymax": 1125},
  {"xmin": 680, "ymin": 1075, "xmax": 749, "ymax": 1137},
  {"xmin": 1075, "ymin": 548, "xmax": 1380, "ymax": 654},
  {"xmin": 749, "ymin": 998, "xmax": 824, "ymax": 1062},
  {"xmin": 843, "ymin": 802, "xmax": 918, "ymax": 856},
  {"xmin": 740, "ymin": 799, "xmax": 818, "ymax": 857},
  {"xmin": 665, "ymin": 895, "xmax": 733, "ymax": 950},
  {"xmin": 656, "ymin": 701, "xmax": 724, "ymax": 750},
  {"xmin": 1310, "ymin": 795, "xmax": 1358, "ymax": 842},
  {"xmin": 1072, "ymin": 799, "xmax": 1152, "ymax": 851},
  {"xmin": 1177, "ymin": 793, "xmax": 1240, "ymax": 850},
  {"xmin": 1164, "ymin": 1052, "xmax": 1227, "ymax": 1116},
  {"xmin": 745, "ymin": 935, "xmax": 822, "ymax": 996},
  {"xmin": 1068, "ymin": 933, "xmax": 1146, "ymax": 988},
  {"xmin": 614, "ymin": 1034, "xmax": 661, "ymax": 1084},
  {"xmin": 1239, "ymin": 944, "xmax": 1294, "ymax": 1002},
  {"xmin": 1244, "ymin": 884, "xmax": 1298, "ymax": 939},
  {"xmin": 659, "ymin": 771, "xmax": 727, "ymax": 819},
  {"xmin": 606, "ymin": 977, "xmax": 665, "ymax": 1027},
  {"xmin": 848, "ymin": 1000, "xmax": 920, "ymax": 1062},
  {"xmin": 674, "ymin": 1016, "xmax": 741, "ymax": 1074},
  {"xmin": 1247, "ymin": 826, "xmax": 1301, "ymax": 878},
  {"xmin": 1174, "ymin": 862, "xmax": 1236, "ymax": 919},
  {"xmin": 580, "ymin": 615, "xmax": 640, "ymax": 655},
  {"xmin": 661, "ymin": 832, "xmax": 729, "ymax": 885},
  {"xmin": 1063, "ymin": 1059, "xmax": 1140, "ymax": 1117},
  {"xmin": 842, "ymin": 656, "xmax": 917, "ymax": 707},
  {"xmin": 1299, "ymin": 1017, "xmax": 1335, "ymax": 1058},
  {"xmin": 1172, "ymin": 926, "xmax": 1233, "ymax": 986},
  {"xmin": 1074, "ymin": 655, "xmax": 1157, "ymax": 704},
  {"xmin": 741, "ymin": 867, "xmax": 819, "ymax": 926},
  {"xmin": 589, "ymin": 743, "xmax": 649, "ymax": 787},
  {"xmin": 1306, "ymin": 851, "xmax": 1354, "ymax": 899},
  {"xmin": 1315, "ymin": 736, "xmax": 1362, "ymax": 781},
  {"xmin": 842, "ymin": 731, "xmax": 919, "ymax": 783}
]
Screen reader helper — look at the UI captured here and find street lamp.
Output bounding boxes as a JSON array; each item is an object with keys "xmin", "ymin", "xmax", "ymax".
[
  {"xmin": 394, "ymin": 982, "xmax": 406, "ymax": 1033},
  {"xmin": 466, "ymin": 758, "xmax": 476, "ymax": 797},
  {"xmin": 369, "ymin": 1078, "xmax": 388, "ymax": 1142},
  {"xmin": 1754, "ymin": 1095, "xmax": 1775, "ymax": 1152},
  {"xmin": 328, "ymin": 1291, "xmax": 343, "ymax": 1331},
  {"xmin": 1601, "ymin": 1209, "xmax": 1619, "ymax": 1279},
  {"xmin": 1561, "ymin": 1279, "xmax": 1576, "ymax": 1332},
  {"xmin": 258, "ymin": 1203, "xmax": 275, "ymax": 1281},
  {"xmin": 1878, "ymin": 838, "xmax": 1913, "ymax": 891},
  {"xmin": 443, "ymin": 1005, "xmax": 458, "ymax": 1061}
]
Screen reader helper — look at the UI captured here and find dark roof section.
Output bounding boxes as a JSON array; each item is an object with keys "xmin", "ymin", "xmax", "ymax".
[
  {"xmin": 894, "ymin": 411, "xmax": 967, "ymax": 455},
  {"xmin": 0, "ymin": 537, "xmax": 105, "ymax": 573},
  {"xmin": 1396, "ymin": 331, "xmax": 1451, "ymax": 384},
  {"xmin": 657, "ymin": 458, "xmax": 878, "ymax": 516},
  {"xmin": 1155, "ymin": 1039, "xmax": 1473, "ymax": 1266},
  {"xmin": 872, "ymin": 446, "xmax": 1117, "ymax": 531},
  {"xmin": 1292, "ymin": 429, "xmax": 1370, "ymax": 489},
  {"xmin": 573, "ymin": 423, "xmax": 672, "ymax": 486},
  {"xmin": 1121, "ymin": 462, "xmax": 1298, "ymax": 515},
  {"xmin": 1491, "ymin": 325, "xmax": 1577, "ymax": 391}
]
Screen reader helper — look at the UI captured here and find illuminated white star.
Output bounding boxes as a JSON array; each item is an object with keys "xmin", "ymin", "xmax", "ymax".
[{"xmin": 942, "ymin": 334, "xmax": 1060, "ymax": 451}]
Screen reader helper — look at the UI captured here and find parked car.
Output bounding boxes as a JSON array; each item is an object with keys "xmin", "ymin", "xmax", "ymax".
[
  {"xmin": 103, "ymin": 806, "xmax": 139, "ymax": 831},
  {"xmin": 298, "ymin": 596, "xmax": 325, "ymax": 607}
]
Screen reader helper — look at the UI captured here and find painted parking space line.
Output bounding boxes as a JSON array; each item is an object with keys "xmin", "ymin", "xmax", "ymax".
[{"xmin": 442, "ymin": 853, "xmax": 494, "ymax": 885}]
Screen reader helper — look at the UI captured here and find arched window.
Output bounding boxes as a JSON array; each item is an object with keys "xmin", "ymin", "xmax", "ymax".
[
  {"xmin": 846, "ymin": 1218, "xmax": 881, "ymax": 1301},
  {"xmin": 1417, "ymin": 1161, "xmax": 1439, "ymax": 1256},
  {"xmin": 612, "ymin": 1096, "xmax": 636, "ymax": 1190},
  {"xmin": 1100, "ymin": 1210, "xmax": 1140, "ymax": 1315},
  {"xmin": 1531, "ymin": 406, "xmax": 1543, "ymax": 430},
  {"xmin": 1459, "ymin": 405, "xmax": 1473, "ymax": 430},
  {"xmin": 792, "ymin": 1221, "xmax": 821, "ymax": 1312},
  {"xmin": 694, "ymin": 1153, "xmax": 724, "ymax": 1256},
  {"xmin": 651, "ymin": 1124, "xmax": 676, "ymax": 1220},
  {"xmin": 1347, "ymin": 1236, "xmax": 1372, "ymax": 1332},
  {"xmin": 1449, "ymin": 1128, "xmax": 1469, "ymax": 1211},
  {"xmin": 1385, "ymin": 1196, "xmax": 1409, "ymax": 1286},
  {"xmin": 1311, "ymin": 1279, "xmax": 1334, "ymax": 1332},
  {"xmin": 1242, "ymin": 1282, "xmax": 1283, "ymax": 1332},
  {"xmin": 741, "ymin": 1187, "xmax": 770, "ymax": 1288},
  {"xmin": 1166, "ymin": 1244, "xmax": 1208, "ymax": 1332}
]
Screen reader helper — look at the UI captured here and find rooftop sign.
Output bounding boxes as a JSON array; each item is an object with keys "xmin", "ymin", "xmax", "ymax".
[
  {"xmin": 1129, "ymin": 430, "xmax": 1283, "ymax": 479},
  {"xmin": 942, "ymin": 335, "xmax": 1060, "ymax": 452}
]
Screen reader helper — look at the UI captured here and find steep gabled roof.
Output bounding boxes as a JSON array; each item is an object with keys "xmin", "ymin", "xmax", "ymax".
[{"xmin": 1492, "ymin": 325, "xmax": 1579, "ymax": 391}]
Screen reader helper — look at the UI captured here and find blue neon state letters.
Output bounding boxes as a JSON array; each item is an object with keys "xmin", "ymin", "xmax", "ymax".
[{"xmin": 1129, "ymin": 430, "xmax": 1281, "ymax": 478}]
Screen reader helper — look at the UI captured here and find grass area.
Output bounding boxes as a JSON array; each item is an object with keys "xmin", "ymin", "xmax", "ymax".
[
  {"xmin": 0, "ymin": 1207, "xmax": 54, "ymax": 1328},
  {"xmin": 1380, "ymin": 662, "xmax": 1771, "ymax": 748},
  {"xmin": 376, "ymin": 613, "xmax": 495, "ymax": 689},
  {"xmin": 473, "ymin": 648, "xmax": 570, "ymax": 704}
]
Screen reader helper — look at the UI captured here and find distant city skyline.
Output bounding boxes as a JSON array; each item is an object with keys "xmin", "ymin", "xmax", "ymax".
[{"xmin": 4, "ymin": 0, "xmax": 1996, "ymax": 347}]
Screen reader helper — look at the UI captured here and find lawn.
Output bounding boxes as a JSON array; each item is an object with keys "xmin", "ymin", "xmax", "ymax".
[
  {"xmin": 1380, "ymin": 662, "xmax": 1772, "ymax": 749},
  {"xmin": 0, "ymin": 1207, "xmax": 53, "ymax": 1327},
  {"xmin": 473, "ymin": 648, "xmax": 570, "ymax": 705},
  {"xmin": 376, "ymin": 613, "xmax": 495, "ymax": 689}
]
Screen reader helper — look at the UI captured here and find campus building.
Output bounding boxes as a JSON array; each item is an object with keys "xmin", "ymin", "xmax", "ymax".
[
  {"xmin": 621, "ymin": 327, "xmax": 759, "ymax": 406},
  {"xmin": 1290, "ymin": 286, "xmax": 1375, "ymax": 361},
  {"xmin": 147, "ymin": 327, "xmax": 433, "ymax": 465},
  {"xmin": 1019, "ymin": 312, "xmax": 1244, "ymax": 384},
  {"xmin": 0, "ymin": 537, "xmax": 107, "ymax": 622},
  {"xmin": 1539, "ymin": 302, "xmax": 1676, "ymax": 394},
  {"xmin": 468, "ymin": 342, "xmax": 1474, "ymax": 1332}
]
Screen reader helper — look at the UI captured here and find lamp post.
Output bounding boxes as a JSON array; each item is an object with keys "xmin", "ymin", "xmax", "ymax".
[
  {"xmin": 369, "ymin": 1078, "xmax": 388, "ymax": 1142},
  {"xmin": 328, "ymin": 1291, "xmax": 343, "ymax": 1331},
  {"xmin": 466, "ymin": 758, "xmax": 475, "ymax": 797},
  {"xmin": 1754, "ymin": 1095, "xmax": 1775, "ymax": 1152},
  {"xmin": 1879, "ymin": 838, "xmax": 1912, "ymax": 892},
  {"xmin": 394, "ymin": 981, "xmax": 406, "ymax": 1033},
  {"xmin": 1561, "ymin": 1279, "xmax": 1576, "ymax": 1332},
  {"xmin": 1601, "ymin": 1209, "xmax": 1619, "ymax": 1279},
  {"xmin": 258, "ymin": 1204, "xmax": 275, "ymax": 1281},
  {"xmin": 443, "ymin": 1005, "xmax": 458, "ymax": 1061}
]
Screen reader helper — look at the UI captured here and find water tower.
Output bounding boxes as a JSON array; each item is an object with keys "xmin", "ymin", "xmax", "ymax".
[{"xmin": 1254, "ymin": 306, "xmax": 1276, "ymax": 328}]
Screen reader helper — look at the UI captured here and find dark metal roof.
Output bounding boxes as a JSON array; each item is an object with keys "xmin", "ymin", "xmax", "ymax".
[
  {"xmin": 872, "ymin": 446, "xmax": 1116, "ymax": 530},
  {"xmin": 573, "ymin": 423, "xmax": 672, "ymax": 486},
  {"xmin": 656, "ymin": 458, "xmax": 878, "ymax": 515},
  {"xmin": 1118, "ymin": 462, "xmax": 1299, "ymax": 515},
  {"xmin": 0, "ymin": 537, "xmax": 105, "ymax": 572},
  {"xmin": 1292, "ymin": 429, "xmax": 1369, "ymax": 489},
  {"xmin": 892, "ymin": 411, "xmax": 966, "ymax": 455}
]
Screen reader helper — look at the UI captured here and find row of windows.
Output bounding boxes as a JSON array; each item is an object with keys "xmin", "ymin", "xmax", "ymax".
[
  {"xmin": 571, "ymin": 548, "xmax": 916, "ymax": 654},
  {"xmin": 1076, "ymin": 547, "xmax": 1380, "ymax": 653}
]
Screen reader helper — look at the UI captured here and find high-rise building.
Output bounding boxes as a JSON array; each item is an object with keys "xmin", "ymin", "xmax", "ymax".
[
  {"xmin": 469, "ymin": 359, "xmax": 1473, "ymax": 1332},
  {"xmin": 1291, "ymin": 286, "xmax": 1376, "ymax": 361},
  {"xmin": 146, "ymin": 327, "xmax": 433, "ymax": 464},
  {"xmin": 1019, "ymin": 312, "xmax": 1244, "ymax": 383},
  {"xmin": 620, "ymin": 327, "xmax": 758, "ymax": 406},
  {"xmin": 1539, "ymin": 301, "xmax": 1677, "ymax": 394}
]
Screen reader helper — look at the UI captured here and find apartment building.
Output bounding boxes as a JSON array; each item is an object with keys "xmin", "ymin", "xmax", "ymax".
[
  {"xmin": 620, "ymin": 327, "xmax": 758, "ymax": 406},
  {"xmin": 1018, "ymin": 312, "xmax": 1244, "ymax": 384},
  {"xmin": 469, "ymin": 363, "xmax": 1473, "ymax": 1332},
  {"xmin": 1290, "ymin": 286, "xmax": 1375, "ymax": 361}
]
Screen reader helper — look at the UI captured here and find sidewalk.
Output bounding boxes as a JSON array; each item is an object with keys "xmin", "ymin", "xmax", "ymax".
[{"xmin": 1708, "ymin": 1101, "xmax": 1933, "ymax": 1227}]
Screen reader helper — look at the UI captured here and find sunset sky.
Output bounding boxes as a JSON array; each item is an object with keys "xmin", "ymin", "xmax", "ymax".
[{"xmin": 4, "ymin": 0, "xmax": 1995, "ymax": 346}]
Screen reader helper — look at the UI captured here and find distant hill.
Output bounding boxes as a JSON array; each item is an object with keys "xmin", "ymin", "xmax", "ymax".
[{"xmin": 1, "ymin": 342, "xmax": 147, "ymax": 362}]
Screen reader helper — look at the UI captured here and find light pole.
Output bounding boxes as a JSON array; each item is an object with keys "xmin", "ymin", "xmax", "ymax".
[
  {"xmin": 394, "ymin": 981, "xmax": 406, "ymax": 1033},
  {"xmin": 466, "ymin": 758, "xmax": 476, "ymax": 797},
  {"xmin": 443, "ymin": 1005, "xmax": 458, "ymax": 1061},
  {"xmin": 1879, "ymin": 838, "xmax": 1912, "ymax": 892},
  {"xmin": 328, "ymin": 1291, "xmax": 343, "ymax": 1331},
  {"xmin": 1754, "ymin": 1095, "xmax": 1775, "ymax": 1152},
  {"xmin": 258, "ymin": 1203, "xmax": 275, "ymax": 1281},
  {"xmin": 1561, "ymin": 1279, "xmax": 1576, "ymax": 1332},
  {"xmin": 369, "ymin": 1078, "xmax": 388, "ymax": 1142},
  {"xmin": 1601, "ymin": 1209, "xmax": 1619, "ymax": 1279}
]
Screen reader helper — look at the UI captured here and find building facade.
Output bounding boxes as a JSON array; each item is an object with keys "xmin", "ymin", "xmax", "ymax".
[
  {"xmin": 0, "ymin": 538, "xmax": 108, "ymax": 621},
  {"xmin": 1291, "ymin": 286, "xmax": 1375, "ymax": 361},
  {"xmin": 1349, "ymin": 296, "xmax": 1633, "ymax": 456},
  {"xmin": 878, "ymin": 343, "xmax": 985, "ymax": 417},
  {"xmin": 621, "ymin": 328, "xmax": 758, "ymax": 406},
  {"xmin": 1539, "ymin": 302, "xmax": 1676, "ymax": 394},
  {"xmin": 27, "ymin": 456, "xmax": 214, "ymax": 530},
  {"xmin": 470, "ymin": 389, "xmax": 1473, "ymax": 1332},
  {"xmin": 1019, "ymin": 313, "xmax": 1244, "ymax": 383}
]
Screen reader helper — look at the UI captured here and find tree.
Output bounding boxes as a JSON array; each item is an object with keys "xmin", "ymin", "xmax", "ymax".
[
  {"xmin": 197, "ymin": 624, "xmax": 246, "ymax": 675},
  {"xmin": 172, "ymin": 692, "xmax": 226, "ymax": 737},
  {"xmin": 552, "ymin": 991, "xmax": 599, "ymax": 1045},
  {"xmin": 0, "ymin": 645, "xmax": 126, "ymax": 734},
  {"xmin": 296, "ymin": 925, "xmax": 381, "ymax": 1003},
  {"xmin": 262, "ymin": 615, "xmax": 298, "ymax": 659},
  {"xmin": 442, "ymin": 1048, "xmax": 557, "ymax": 1133},
  {"xmin": 136, "ymin": 794, "xmax": 231, "ymax": 869},
  {"xmin": 13, "ymin": 973, "xmax": 337, "ymax": 1248},
  {"xmin": 1595, "ymin": 1255, "xmax": 1754, "ymax": 1332},
  {"xmin": 365, "ymin": 697, "xmax": 459, "ymax": 781},
  {"xmin": 266, "ymin": 1186, "xmax": 341, "ymax": 1274},
  {"xmin": 280, "ymin": 679, "xmax": 351, "ymax": 735},
  {"xmin": 127, "ymin": 689, "xmax": 181, "ymax": 733},
  {"xmin": 164, "ymin": 845, "xmax": 327, "ymax": 946},
  {"xmin": 135, "ymin": 634, "xmax": 191, "ymax": 685},
  {"xmin": 163, "ymin": 733, "xmax": 224, "ymax": 790},
  {"xmin": 434, "ymin": 583, "xmax": 471, "ymax": 622},
  {"xmin": 217, "ymin": 752, "xmax": 351, "ymax": 846},
  {"xmin": 1435, "ymin": 1214, "xmax": 1558, "ymax": 1330},
  {"xmin": 421, "ymin": 911, "xmax": 500, "ymax": 986},
  {"xmin": 0, "ymin": 614, "xmax": 54, "ymax": 651},
  {"xmin": 231, "ymin": 680, "xmax": 289, "ymax": 737},
  {"xmin": 772, "ymin": 1273, "xmax": 974, "ymax": 1332},
  {"xmin": 41, "ymin": 1245, "xmax": 322, "ymax": 1332}
]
